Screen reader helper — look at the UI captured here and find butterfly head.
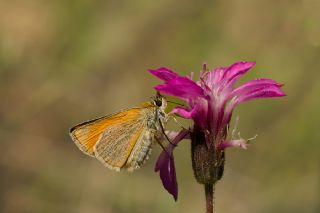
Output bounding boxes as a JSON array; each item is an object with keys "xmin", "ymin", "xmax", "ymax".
[{"xmin": 153, "ymin": 92, "xmax": 167, "ymax": 110}]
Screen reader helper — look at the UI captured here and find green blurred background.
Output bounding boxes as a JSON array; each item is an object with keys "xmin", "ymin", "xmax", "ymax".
[{"xmin": 0, "ymin": 0, "xmax": 319, "ymax": 212}]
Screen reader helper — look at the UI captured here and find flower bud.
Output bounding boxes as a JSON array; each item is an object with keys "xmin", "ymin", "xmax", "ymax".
[{"xmin": 191, "ymin": 126, "xmax": 225, "ymax": 185}]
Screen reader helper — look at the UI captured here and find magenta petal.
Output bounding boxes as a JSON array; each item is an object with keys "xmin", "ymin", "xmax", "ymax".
[
  {"xmin": 155, "ymin": 129, "xmax": 190, "ymax": 171},
  {"xmin": 223, "ymin": 61, "xmax": 256, "ymax": 83},
  {"xmin": 226, "ymin": 86, "xmax": 285, "ymax": 115},
  {"xmin": 158, "ymin": 155, "xmax": 178, "ymax": 200},
  {"xmin": 230, "ymin": 78, "xmax": 283, "ymax": 99},
  {"xmin": 206, "ymin": 67, "xmax": 227, "ymax": 87},
  {"xmin": 155, "ymin": 77, "xmax": 204, "ymax": 99},
  {"xmin": 154, "ymin": 147, "xmax": 177, "ymax": 201},
  {"xmin": 155, "ymin": 149, "xmax": 170, "ymax": 172},
  {"xmin": 223, "ymin": 85, "xmax": 285, "ymax": 128},
  {"xmin": 235, "ymin": 85, "xmax": 286, "ymax": 104},
  {"xmin": 171, "ymin": 107, "xmax": 193, "ymax": 119},
  {"xmin": 149, "ymin": 67, "xmax": 179, "ymax": 81},
  {"xmin": 171, "ymin": 99, "xmax": 208, "ymax": 129},
  {"xmin": 154, "ymin": 130, "xmax": 190, "ymax": 201},
  {"xmin": 190, "ymin": 100, "xmax": 208, "ymax": 129}
]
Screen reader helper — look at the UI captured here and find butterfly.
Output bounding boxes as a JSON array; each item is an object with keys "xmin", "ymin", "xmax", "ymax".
[{"xmin": 69, "ymin": 93, "xmax": 167, "ymax": 172}]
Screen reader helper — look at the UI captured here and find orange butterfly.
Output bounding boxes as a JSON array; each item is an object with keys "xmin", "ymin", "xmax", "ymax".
[{"xmin": 69, "ymin": 94, "xmax": 167, "ymax": 172}]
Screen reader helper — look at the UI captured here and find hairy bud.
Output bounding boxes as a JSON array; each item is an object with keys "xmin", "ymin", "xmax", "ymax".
[{"xmin": 191, "ymin": 126, "xmax": 225, "ymax": 185}]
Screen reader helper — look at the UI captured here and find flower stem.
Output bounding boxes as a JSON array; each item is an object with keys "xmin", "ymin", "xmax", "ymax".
[{"xmin": 204, "ymin": 183, "xmax": 214, "ymax": 213}]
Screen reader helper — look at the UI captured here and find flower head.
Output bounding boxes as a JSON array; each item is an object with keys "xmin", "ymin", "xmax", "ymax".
[{"xmin": 149, "ymin": 61, "xmax": 285, "ymax": 200}]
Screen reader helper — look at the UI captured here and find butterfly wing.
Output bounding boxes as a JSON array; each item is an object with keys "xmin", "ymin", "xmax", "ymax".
[
  {"xmin": 70, "ymin": 104, "xmax": 159, "ymax": 171},
  {"xmin": 69, "ymin": 108, "xmax": 144, "ymax": 157},
  {"xmin": 93, "ymin": 117, "xmax": 146, "ymax": 171}
]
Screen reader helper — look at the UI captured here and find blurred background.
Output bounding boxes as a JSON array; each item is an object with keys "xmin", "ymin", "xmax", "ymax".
[{"xmin": 0, "ymin": 0, "xmax": 319, "ymax": 212}]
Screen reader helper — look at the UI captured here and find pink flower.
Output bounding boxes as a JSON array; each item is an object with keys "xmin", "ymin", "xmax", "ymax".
[{"xmin": 149, "ymin": 62, "xmax": 285, "ymax": 200}]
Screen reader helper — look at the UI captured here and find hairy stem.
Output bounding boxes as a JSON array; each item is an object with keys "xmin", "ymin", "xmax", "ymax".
[{"xmin": 205, "ymin": 184, "xmax": 214, "ymax": 213}]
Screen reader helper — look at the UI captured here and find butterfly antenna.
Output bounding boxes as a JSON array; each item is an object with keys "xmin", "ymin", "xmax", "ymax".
[{"xmin": 166, "ymin": 100, "xmax": 184, "ymax": 106}]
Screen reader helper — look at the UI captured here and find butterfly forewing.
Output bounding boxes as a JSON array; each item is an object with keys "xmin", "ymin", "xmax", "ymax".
[
  {"xmin": 94, "ymin": 120, "xmax": 145, "ymax": 171},
  {"xmin": 69, "ymin": 108, "xmax": 143, "ymax": 157}
]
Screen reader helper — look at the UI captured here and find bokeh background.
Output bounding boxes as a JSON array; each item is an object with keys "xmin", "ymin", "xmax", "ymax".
[{"xmin": 1, "ymin": 0, "xmax": 319, "ymax": 212}]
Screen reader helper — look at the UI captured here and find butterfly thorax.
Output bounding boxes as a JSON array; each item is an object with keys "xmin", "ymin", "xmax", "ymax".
[{"xmin": 125, "ymin": 98, "xmax": 167, "ymax": 171}]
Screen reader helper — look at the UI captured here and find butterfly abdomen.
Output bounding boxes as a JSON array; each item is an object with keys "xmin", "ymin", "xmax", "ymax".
[{"xmin": 125, "ymin": 127, "xmax": 156, "ymax": 171}]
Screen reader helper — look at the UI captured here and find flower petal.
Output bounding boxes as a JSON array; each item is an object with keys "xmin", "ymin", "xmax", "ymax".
[
  {"xmin": 219, "ymin": 139, "xmax": 249, "ymax": 150},
  {"xmin": 191, "ymin": 99, "xmax": 208, "ymax": 129},
  {"xmin": 171, "ymin": 106, "xmax": 193, "ymax": 119},
  {"xmin": 223, "ymin": 61, "xmax": 256, "ymax": 84},
  {"xmin": 171, "ymin": 98, "xmax": 208, "ymax": 129},
  {"xmin": 157, "ymin": 154, "xmax": 178, "ymax": 200},
  {"xmin": 155, "ymin": 77, "xmax": 204, "ymax": 99},
  {"xmin": 223, "ymin": 85, "xmax": 285, "ymax": 128},
  {"xmin": 230, "ymin": 78, "xmax": 283, "ymax": 99},
  {"xmin": 154, "ymin": 129, "xmax": 190, "ymax": 201},
  {"xmin": 234, "ymin": 85, "xmax": 286, "ymax": 104},
  {"xmin": 155, "ymin": 129, "xmax": 190, "ymax": 170},
  {"xmin": 154, "ymin": 149, "xmax": 170, "ymax": 172},
  {"xmin": 206, "ymin": 67, "xmax": 227, "ymax": 88},
  {"xmin": 149, "ymin": 67, "xmax": 179, "ymax": 81},
  {"xmin": 165, "ymin": 131, "xmax": 191, "ymax": 140}
]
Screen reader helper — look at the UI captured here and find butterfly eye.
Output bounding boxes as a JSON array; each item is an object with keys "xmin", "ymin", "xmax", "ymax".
[{"xmin": 155, "ymin": 99, "xmax": 162, "ymax": 107}]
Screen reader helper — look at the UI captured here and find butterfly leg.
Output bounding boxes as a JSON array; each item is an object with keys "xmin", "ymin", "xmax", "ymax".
[
  {"xmin": 158, "ymin": 118, "xmax": 177, "ymax": 147},
  {"xmin": 172, "ymin": 116, "xmax": 189, "ymax": 130},
  {"xmin": 155, "ymin": 136, "xmax": 172, "ymax": 157}
]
